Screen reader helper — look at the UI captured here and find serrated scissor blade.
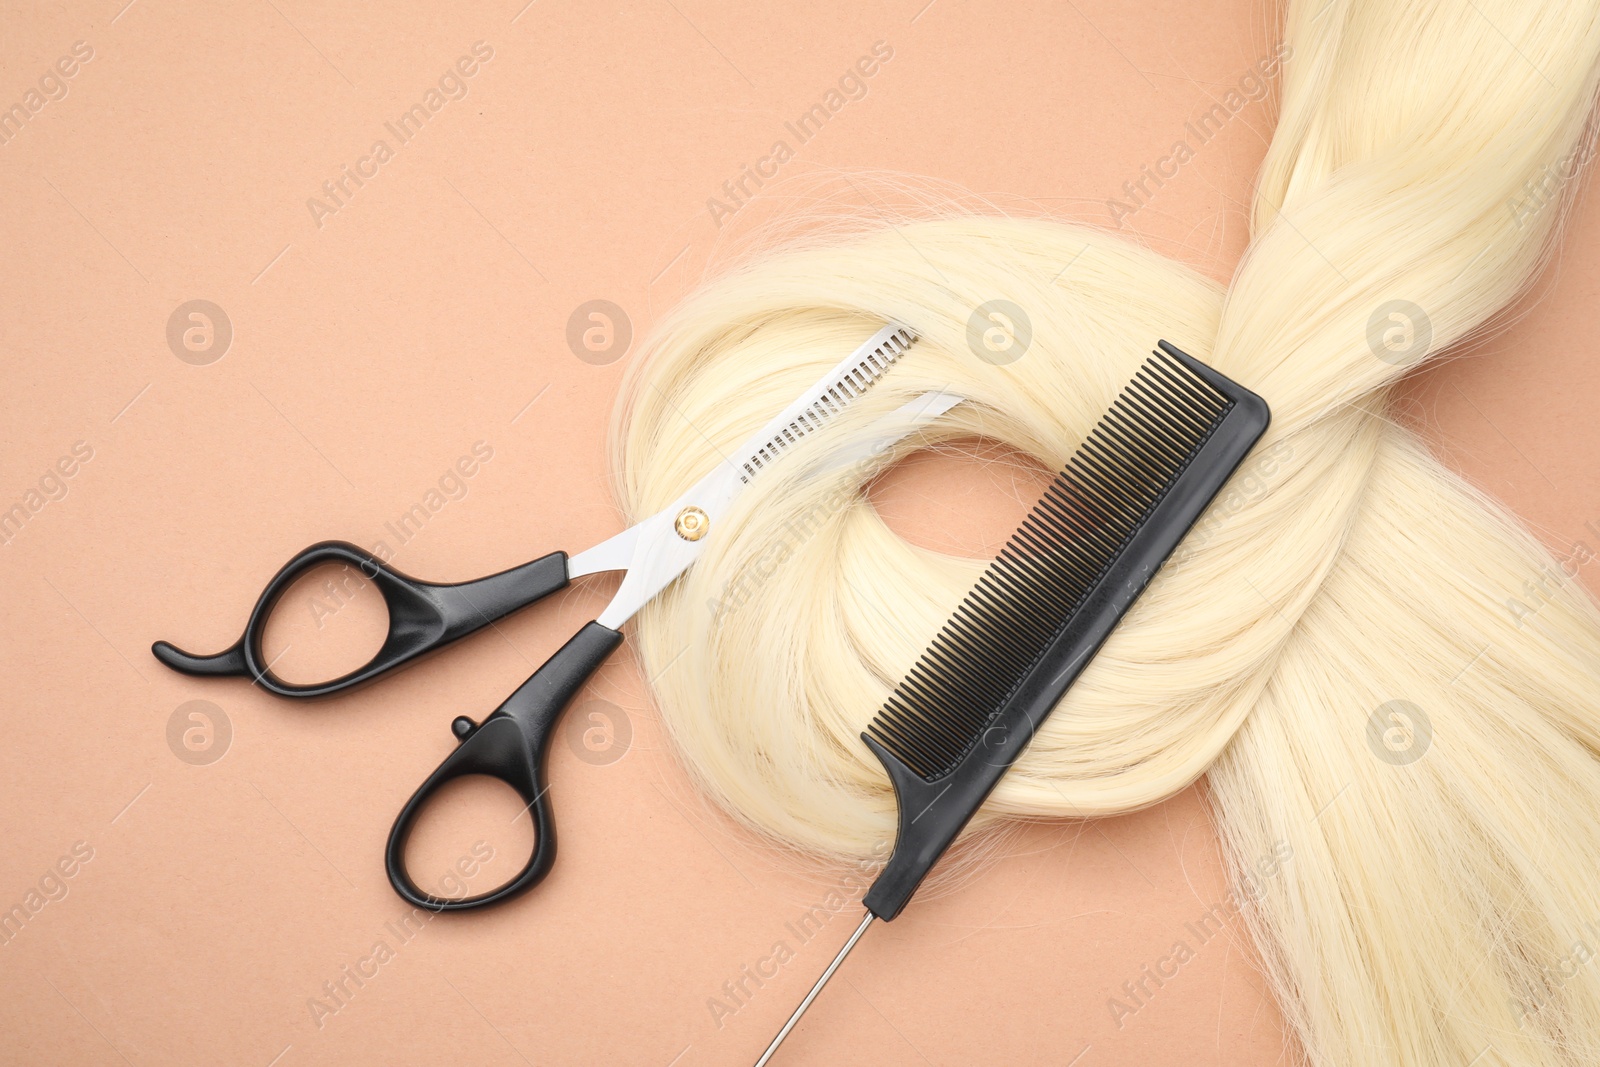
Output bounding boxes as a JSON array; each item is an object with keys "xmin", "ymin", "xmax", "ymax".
[{"xmin": 574, "ymin": 323, "xmax": 948, "ymax": 628}]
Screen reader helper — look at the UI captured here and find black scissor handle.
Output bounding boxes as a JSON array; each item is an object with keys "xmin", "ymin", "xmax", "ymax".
[
  {"xmin": 385, "ymin": 621, "xmax": 624, "ymax": 911},
  {"xmin": 151, "ymin": 540, "xmax": 571, "ymax": 698}
]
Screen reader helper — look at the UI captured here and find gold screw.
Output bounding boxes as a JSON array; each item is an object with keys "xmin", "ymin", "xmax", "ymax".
[{"xmin": 674, "ymin": 506, "xmax": 710, "ymax": 541}]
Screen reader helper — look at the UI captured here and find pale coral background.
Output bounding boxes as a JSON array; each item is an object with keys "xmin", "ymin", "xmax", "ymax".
[{"xmin": 2, "ymin": 1, "xmax": 1597, "ymax": 1065}]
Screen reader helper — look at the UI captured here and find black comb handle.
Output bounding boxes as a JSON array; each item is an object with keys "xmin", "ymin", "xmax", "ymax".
[{"xmin": 862, "ymin": 343, "xmax": 1270, "ymax": 921}]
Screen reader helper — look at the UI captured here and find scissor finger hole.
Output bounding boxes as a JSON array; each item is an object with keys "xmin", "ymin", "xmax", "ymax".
[
  {"xmin": 260, "ymin": 562, "xmax": 391, "ymax": 685},
  {"xmin": 399, "ymin": 774, "xmax": 538, "ymax": 901}
]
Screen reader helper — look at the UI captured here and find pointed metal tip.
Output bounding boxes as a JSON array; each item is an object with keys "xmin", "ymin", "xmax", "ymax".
[{"xmin": 753, "ymin": 909, "xmax": 876, "ymax": 1067}]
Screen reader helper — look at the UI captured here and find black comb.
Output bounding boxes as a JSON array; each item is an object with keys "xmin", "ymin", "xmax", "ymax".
[{"xmin": 755, "ymin": 341, "xmax": 1270, "ymax": 1066}]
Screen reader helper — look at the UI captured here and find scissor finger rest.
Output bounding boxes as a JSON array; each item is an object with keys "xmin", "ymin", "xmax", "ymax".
[
  {"xmin": 151, "ymin": 540, "xmax": 571, "ymax": 698},
  {"xmin": 384, "ymin": 621, "xmax": 624, "ymax": 911}
]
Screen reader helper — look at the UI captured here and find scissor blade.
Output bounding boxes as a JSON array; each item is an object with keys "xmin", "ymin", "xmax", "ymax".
[
  {"xmin": 591, "ymin": 325, "xmax": 944, "ymax": 629},
  {"xmin": 717, "ymin": 322, "xmax": 916, "ymax": 489},
  {"xmin": 800, "ymin": 388, "xmax": 963, "ymax": 478},
  {"xmin": 567, "ymin": 522, "xmax": 639, "ymax": 579}
]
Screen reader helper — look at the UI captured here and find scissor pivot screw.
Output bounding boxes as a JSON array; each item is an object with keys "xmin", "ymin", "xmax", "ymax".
[
  {"xmin": 451, "ymin": 716, "xmax": 477, "ymax": 740},
  {"xmin": 674, "ymin": 506, "xmax": 709, "ymax": 541}
]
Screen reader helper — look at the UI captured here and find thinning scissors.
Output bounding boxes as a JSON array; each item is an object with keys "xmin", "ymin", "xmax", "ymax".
[{"xmin": 152, "ymin": 323, "xmax": 960, "ymax": 911}]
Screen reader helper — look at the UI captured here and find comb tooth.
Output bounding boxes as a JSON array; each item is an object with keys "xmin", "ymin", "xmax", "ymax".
[
  {"xmin": 911, "ymin": 652, "xmax": 1014, "ymax": 725},
  {"xmin": 919, "ymin": 621, "xmax": 1022, "ymax": 689},
  {"xmin": 963, "ymin": 582, "xmax": 1044, "ymax": 650},
  {"xmin": 1120, "ymin": 390, "xmax": 1192, "ymax": 460},
  {"xmin": 970, "ymin": 574, "xmax": 1058, "ymax": 636},
  {"xmin": 1087, "ymin": 433, "xmax": 1167, "ymax": 507},
  {"xmin": 1033, "ymin": 485, "xmax": 1124, "ymax": 564},
  {"xmin": 900, "ymin": 655, "xmax": 974, "ymax": 713},
  {"xmin": 1135, "ymin": 359, "xmax": 1204, "ymax": 418},
  {"xmin": 1095, "ymin": 412, "xmax": 1170, "ymax": 488},
  {"xmin": 1138, "ymin": 359, "xmax": 1214, "ymax": 423},
  {"xmin": 892, "ymin": 684, "xmax": 974, "ymax": 756},
  {"xmin": 899, "ymin": 680, "xmax": 978, "ymax": 741},
  {"xmin": 885, "ymin": 692, "xmax": 947, "ymax": 739},
  {"xmin": 865, "ymin": 351, "xmax": 1236, "ymax": 779},
  {"xmin": 917, "ymin": 630, "xmax": 1019, "ymax": 698},
  {"xmin": 1064, "ymin": 448, "xmax": 1146, "ymax": 519},
  {"xmin": 874, "ymin": 706, "xmax": 946, "ymax": 774},
  {"xmin": 1135, "ymin": 380, "xmax": 1206, "ymax": 441},
  {"xmin": 1027, "ymin": 518, "xmax": 1115, "ymax": 577},
  {"xmin": 905, "ymin": 714, "xmax": 973, "ymax": 765},
  {"xmin": 1006, "ymin": 522, "xmax": 1089, "ymax": 591},
  {"xmin": 940, "ymin": 601, "xmax": 1030, "ymax": 675},
  {"xmin": 1033, "ymin": 487, "xmax": 1121, "ymax": 560},
  {"xmin": 976, "ymin": 566, "xmax": 1054, "ymax": 623},
  {"xmin": 1135, "ymin": 382, "xmax": 1212, "ymax": 457},
  {"xmin": 1148, "ymin": 371, "xmax": 1224, "ymax": 430},
  {"xmin": 1150, "ymin": 351, "xmax": 1226, "ymax": 407},
  {"xmin": 1024, "ymin": 491, "xmax": 1092, "ymax": 547}
]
